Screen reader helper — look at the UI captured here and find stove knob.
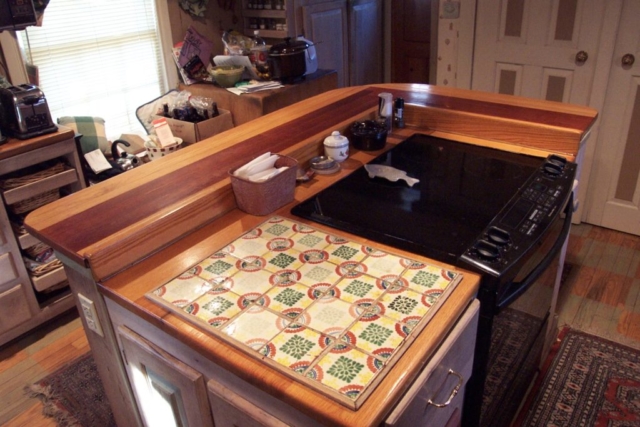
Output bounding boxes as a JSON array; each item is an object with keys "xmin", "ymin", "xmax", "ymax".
[
  {"xmin": 473, "ymin": 240, "xmax": 500, "ymax": 261},
  {"xmin": 543, "ymin": 155, "xmax": 568, "ymax": 178},
  {"xmin": 487, "ymin": 226, "xmax": 510, "ymax": 246},
  {"xmin": 547, "ymin": 154, "xmax": 567, "ymax": 169},
  {"xmin": 543, "ymin": 162, "xmax": 563, "ymax": 177}
]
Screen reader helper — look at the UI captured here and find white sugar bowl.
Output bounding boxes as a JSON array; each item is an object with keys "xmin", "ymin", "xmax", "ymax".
[{"xmin": 323, "ymin": 130, "xmax": 349, "ymax": 162}]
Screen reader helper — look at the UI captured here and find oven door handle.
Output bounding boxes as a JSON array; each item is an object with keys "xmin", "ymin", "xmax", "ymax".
[{"xmin": 496, "ymin": 193, "xmax": 573, "ymax": 313}]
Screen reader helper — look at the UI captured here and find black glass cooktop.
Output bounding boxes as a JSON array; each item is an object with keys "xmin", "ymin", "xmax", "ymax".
[{"xmin": 291, "ymin": 133, "xmax": 542, "ymax": 265}]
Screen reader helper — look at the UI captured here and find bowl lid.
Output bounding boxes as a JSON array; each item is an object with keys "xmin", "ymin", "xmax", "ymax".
[{"xmin": 324, "ymin": 130, "xmax": 349, "ymax": 147}]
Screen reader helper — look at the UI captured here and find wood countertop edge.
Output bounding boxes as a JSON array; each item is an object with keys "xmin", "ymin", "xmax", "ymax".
[
  {"xmin": 0, "ymin": 126, "xmax": 75, "ymax": 161},
  {"xmin": 98, "ymin": 205, "xmax": 480, "ymax": 427}
]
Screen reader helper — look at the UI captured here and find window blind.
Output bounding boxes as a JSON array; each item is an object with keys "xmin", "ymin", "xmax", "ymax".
[{"xmin": 19, "ymin": 0, "xmax": 168, "ymax": 139}]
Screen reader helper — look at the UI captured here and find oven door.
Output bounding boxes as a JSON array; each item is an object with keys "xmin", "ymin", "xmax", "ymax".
[{"xmin": 468, "ymin": 193, "xmax": 573, "ymax": 427}]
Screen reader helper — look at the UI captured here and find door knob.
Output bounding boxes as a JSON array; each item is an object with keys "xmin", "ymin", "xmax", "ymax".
[
  {"xmin": 622, "ymin": 54, "xmax": 635, "ymax": 67},
  {"xmin": 575, "ymin": 51, "xmax": 588, "ymax": 64}
]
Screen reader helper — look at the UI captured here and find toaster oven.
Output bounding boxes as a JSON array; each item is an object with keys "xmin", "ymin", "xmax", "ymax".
[{"xmin": 0, "ymin": 84, "xmax": 57, "ymax": 140}]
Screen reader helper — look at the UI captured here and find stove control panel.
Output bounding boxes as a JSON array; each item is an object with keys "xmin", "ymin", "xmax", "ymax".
[{"xmin": 460, "ymin": 154, "xmax": 576, "ymax": 277}]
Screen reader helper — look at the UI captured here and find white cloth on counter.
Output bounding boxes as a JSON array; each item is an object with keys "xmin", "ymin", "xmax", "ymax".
[{"xmin": 234, "ymin": 152, "xmax": 289, "ymax": 182}]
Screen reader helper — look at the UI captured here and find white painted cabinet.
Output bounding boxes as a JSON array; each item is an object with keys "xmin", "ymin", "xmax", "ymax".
[
  {"xmin": 109, "ymin": 296, "xmax": 479, "ymax": 427},
  {"xmin": 0, "ymin": 133, "xmax": 85, "ymax": 345}
]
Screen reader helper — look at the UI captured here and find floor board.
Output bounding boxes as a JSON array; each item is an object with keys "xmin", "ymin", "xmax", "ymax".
[{"xmin": 1, "ymin": 223, "xmax": 640, "ymax": 425}]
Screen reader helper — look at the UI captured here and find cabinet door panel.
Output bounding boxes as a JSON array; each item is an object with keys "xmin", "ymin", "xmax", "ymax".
[
  {"xmin": 0, "ymin": 252, "xmax": 18, "ymax": 286},
  {"xmin": 349, "ymin": 0, "xmax": 383, "ymax": 85},
  {"xmin": 303, "ymin": 1, "xmax": 348, "ymax": 87},
  {"xmin": 0, "ymin": 284, "xmax": 32, "ymax": 333},
  {"xmin": 208, "ymin": 378, "xmax": 290, "ymax": 427},
  {"xmin": 118, "ymin": 326, "xmax": 214, "ymax": 427}
]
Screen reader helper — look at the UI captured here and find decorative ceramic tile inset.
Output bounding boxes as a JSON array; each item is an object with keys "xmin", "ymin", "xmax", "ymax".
[
  {"xmin": 348, "ymin": 315, "xmax": 407, "ymax": 358},
  {"xmin": 331, "ymin": 276, "xmax": 385, "ymax": 303},
  {"xmin": 305, "ymin": 297, "xmax": 358, "ymax": 335},
  {"xmin": 297, "ymin": 261, "xmax": 342, "ymax": 287},
  {"xmin": 378, "ymin": 287, "xmax": 432, "ymax": 322},
  {"xmin": 187, "ymin": 291, "xmax": 243, "ymax": 327},
  {"xmin": 221, "ymin": 308, "xmax": 286, "ymax": 350},
  {"xmin": 402, "ymin": 263, "xmax": 457, "ymax": 294},
  {"xmin": 324, "ymin": 240, "xmax": 368, "ymax": 265},
  {"xmin": 292, "ymin": 231, "xmax": 329, "ymax": 251},
  {"xmin": 262, "ymin": 250, "xmax": 304, "ymax": 272},
  {"xmin": 267, "ymin": 325, "xmax": 326, "ymax": 370},
  {"xmin": 359, "ymin": 250, "xmax": 409, "ymax": 278},
  {"xmin": 152, "ymin": 273, "xmax": 215, "ymax": 308},
  {"xmin": 146, "ymin": 216, "xmax": 462, "ymax": 410},
  {"xmin": 264, "ymin": 283, "xmax": 315, "ymax": 313},
  {"xmin": 195, "ymin": 252, "xmax": 239, "ymax": 283},
  {"xmin": 311, "ymin": 344, "xmax": 381, "ymax": 401},
  {"xmin": 227, "ymin": 268, "xmax": 274, "ymax": 296}
]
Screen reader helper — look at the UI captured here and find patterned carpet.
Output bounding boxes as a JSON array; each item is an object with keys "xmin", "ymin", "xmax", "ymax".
[
  {"xmin": 26, "ymin": 353, "xmax": 115, "ymax": 427},
  {"xmin": 514, "ymin": 328, "xmax": 640, "ymax": 426}
]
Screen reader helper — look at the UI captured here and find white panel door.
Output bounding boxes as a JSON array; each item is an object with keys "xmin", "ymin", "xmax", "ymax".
[
  {"xmin": 584, "ymin": 0, "xmax": 640, "ymax": 234},
  {"xmin": 472, "ymin": 0, "xmax": 605, "ymax": 105}
]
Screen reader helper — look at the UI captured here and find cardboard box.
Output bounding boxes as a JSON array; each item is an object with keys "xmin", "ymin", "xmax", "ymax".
[{"xmin": 156, "ymin": 108, "xmax": 233, "ymax": 145}]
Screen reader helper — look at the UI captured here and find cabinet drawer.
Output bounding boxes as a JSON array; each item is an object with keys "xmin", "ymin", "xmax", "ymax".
[
  {"xmin": 0, "ymin": 283, "xmax": 32, "ymax": 333},
  {"xmin": 385, "ymin": 299, "xmax": 480, "ymax": 427},
  {"xmin": 18, "ymin": 232, "xmax": 41, "ymax": 250},
  {"xmin": 0, "ymin": 251, "xmax": 19, "ymax": 286},
  {"xmin": 2, "ymin": 168, "xmax": 77, "ymax": 205},
  {"xmin": 31, "ymin": 265, "xmax": 67, "ymax": 292}
]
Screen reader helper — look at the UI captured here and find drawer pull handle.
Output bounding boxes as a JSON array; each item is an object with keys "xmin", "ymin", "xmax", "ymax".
[{"xmin": 426, "ymin": 369, "xmax": 464, "ymax": 409}]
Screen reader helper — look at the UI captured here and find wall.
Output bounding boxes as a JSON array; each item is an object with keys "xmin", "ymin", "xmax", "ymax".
[
  {"xmin": 166, "ymin": 0, "xmax": 241, "ymax": 59},
  {"xmin": 435, "ymin": 0, "xmax": 476, "ymax": 89}
]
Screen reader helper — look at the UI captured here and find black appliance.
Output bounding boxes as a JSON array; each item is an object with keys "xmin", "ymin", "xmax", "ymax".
[
  {"xmin": 0, "ymin": 84, "xmax": 57, "ymax": 139},
  {"xmin": 0, "ymin": 0, "xmax": 37, "ymax": 31},
  {"xmin": 291, "ymin": 133, "xmax": 576, "ymax": 427}
]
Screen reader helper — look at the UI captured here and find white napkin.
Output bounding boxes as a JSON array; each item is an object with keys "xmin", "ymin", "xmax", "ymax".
[
  {"xmin": 234, "ymin": 152, "xmax": 272, "ymax": 178},
  {"xmin": 235, "ymin": 153, "xmax": 286, "ymax": 181},
  {"xmin": 248, "ymin": 166, "xmax": 289, "ymax": 182}
]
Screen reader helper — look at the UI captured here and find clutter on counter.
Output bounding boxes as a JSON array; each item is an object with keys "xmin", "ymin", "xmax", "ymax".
[
  {"xmin": 137, "ymin": 89, "xmax": 233, "ymax": 145},
  {"xmin": 173, "ymin": 24, "xmax": 318, "ymax": 92}
]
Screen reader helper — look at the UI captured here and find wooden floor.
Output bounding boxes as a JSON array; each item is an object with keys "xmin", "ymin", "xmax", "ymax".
[
  {"xmin": 0, "ymin": 223, "xmax": 639, "ymax": 426},
  {"xmin": 0, "ymin": 309, "xmax": 88, "ymax": 426},
  {"xmin": 557, "ymin": 223, "xmax": 640, "ymax": 350}
]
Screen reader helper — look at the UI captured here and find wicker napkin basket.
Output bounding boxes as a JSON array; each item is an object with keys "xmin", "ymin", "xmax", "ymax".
[{"xmin": 229, "ymin": 155, "xmax": 298, "ymax": 216}]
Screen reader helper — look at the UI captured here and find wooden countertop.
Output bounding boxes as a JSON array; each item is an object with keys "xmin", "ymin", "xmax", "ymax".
[
  {"xmin": 182, "ymin": 69, "xmax": 338, "ymax": 126},
  {"xmin": 100, "ymin": 199, "xmax": 481, "ymax": 427},
  {"xmin": 22, "ymin": 83, "xmax": 597, "ymax": 426},
  {"xmin": 0, "ymin": 127, "xmax": 74, "ymax": 163},
  {"xmin": 23, "ymin": 84, "xmax": 598, "ymax": 283}
]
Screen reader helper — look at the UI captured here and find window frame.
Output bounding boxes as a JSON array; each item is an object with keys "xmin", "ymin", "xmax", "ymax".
[{"xmin": 0, "ymin": 0, "xmax": 178, "ymax": 90}]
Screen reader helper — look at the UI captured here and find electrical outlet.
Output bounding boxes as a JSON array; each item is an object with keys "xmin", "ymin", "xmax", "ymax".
[
  {"xmin": 78, "ymin": 293, "xmax": 104, "ymax": 337},
  {"xmin": 442, "ymin": 1, "xmax": 460, "ymax": 19}
]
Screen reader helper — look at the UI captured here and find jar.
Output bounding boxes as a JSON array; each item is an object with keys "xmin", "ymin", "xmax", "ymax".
[{"xmin": 323, "ymin": 130, "xmax": 349, "ymax": 162}]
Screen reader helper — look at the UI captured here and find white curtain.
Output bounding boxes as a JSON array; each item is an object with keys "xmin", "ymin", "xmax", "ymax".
[{"xmin": 19, "ymin": 0, "xmax": 168, "ymax": 139}]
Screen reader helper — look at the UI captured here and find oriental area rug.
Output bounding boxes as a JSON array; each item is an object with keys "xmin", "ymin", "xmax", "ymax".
[
  {"xmin": 513, "ymin": 327, "xmax": 640, "ymax": 426},
  {"xmin": 26, "ymin": 352, "xmax": 115, "ymax": 427}
]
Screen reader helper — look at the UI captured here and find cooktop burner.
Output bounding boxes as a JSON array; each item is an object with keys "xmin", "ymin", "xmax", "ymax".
[{"xmin": 291, "ymin": 133, "xmax": 542, "ymax": 266}]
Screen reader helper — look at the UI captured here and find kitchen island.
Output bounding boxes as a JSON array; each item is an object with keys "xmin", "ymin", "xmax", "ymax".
[{"xmin": 24, "ymin": 83, "xmax": 597, "ymax": 427}]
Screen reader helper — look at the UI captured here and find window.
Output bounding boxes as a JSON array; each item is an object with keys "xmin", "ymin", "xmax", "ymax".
[{"xmin": 16, "ymin": 0, "xmax": 172, "ymax": 139}]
